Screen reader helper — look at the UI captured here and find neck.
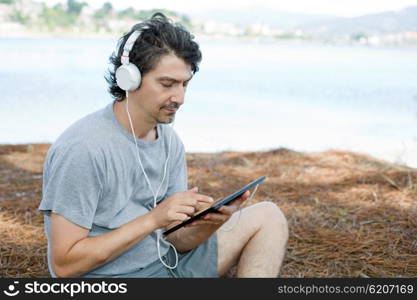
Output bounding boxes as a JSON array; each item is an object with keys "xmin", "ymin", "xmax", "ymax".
[{"xmin": 113, "ymin": 99, "xmax": 157, "ymax": 141}]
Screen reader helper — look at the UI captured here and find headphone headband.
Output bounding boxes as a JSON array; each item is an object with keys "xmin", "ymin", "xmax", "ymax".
[{"xmin": 121, "ymin": 25, "xmax": 149, "ymax": 65}]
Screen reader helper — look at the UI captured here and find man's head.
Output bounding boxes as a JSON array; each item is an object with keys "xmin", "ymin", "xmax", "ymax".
[{"xmin": 106, "ymin": 12, "xmax": 202, "ymax": 103}]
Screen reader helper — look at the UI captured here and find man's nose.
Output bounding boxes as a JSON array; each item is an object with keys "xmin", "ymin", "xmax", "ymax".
[{"xmin": 170, "ymin": 85, "xmax": 185, "ymax": 105}]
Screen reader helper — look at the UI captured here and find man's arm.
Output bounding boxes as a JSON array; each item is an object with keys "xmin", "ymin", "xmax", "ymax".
[
  {"xmin": 50, "ymin": 188, "xmax": 213, "ymax": 278},
  {"xmin": 51, "ymin": 212, "xmax": 158, "ymax": 278}
]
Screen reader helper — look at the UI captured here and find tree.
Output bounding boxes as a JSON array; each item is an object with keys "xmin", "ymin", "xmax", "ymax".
[
  {"xmin": 351, "ymin": 32, "xmax": 368, "ymax": 42},
  {"xmin": 67, "ymin": 0, "xmax": 88, "ymax": 17},
  {"xmin": 94, "ymin": 2, "xmax": 113, "ymax": 19},
  {"xmin": 40, "ymin": 3, "xmax": 77, "ymax": 29},
  {"xmin": 0, "ymin": 0, "xmax": 14, "ymax": 5},
  {"xmin": 118, "ymin": 7, "xmax": 135, "ymax": 19},
  {"xmin": 10, "ymin": 10, "xmax": 28, "ymax": 24},
  {"xmin": 102, "ymin": 2, "xmax": 113, "ymax": 14}
]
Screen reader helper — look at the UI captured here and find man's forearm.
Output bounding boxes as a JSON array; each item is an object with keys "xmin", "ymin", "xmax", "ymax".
[
  {"xmin": 53, "ymin": 212, "xmax": 158, "ymax": 277},
  {"xmin": 165, "ymin": 223, "xmax": 221, "ymax": 253}
]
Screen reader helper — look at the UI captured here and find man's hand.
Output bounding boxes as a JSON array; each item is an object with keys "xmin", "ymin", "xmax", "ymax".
[
  {"xmin": 185, "ymin": 191, "xmax": 250, "ymax": 227},
  {"xmin": 148, "ymin": 187, "xmax": 214, "ymax": 229}
]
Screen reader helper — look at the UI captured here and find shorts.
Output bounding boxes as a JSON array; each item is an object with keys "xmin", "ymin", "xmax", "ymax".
[{"xmin": 83, "ymin": 232, "xmax": 219, "ymax": 278}]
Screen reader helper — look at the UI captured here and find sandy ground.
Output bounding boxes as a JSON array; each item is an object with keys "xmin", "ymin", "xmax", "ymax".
[{"xmin": 0, "ymin": 143, "xmax": 416, "ymax": 278}]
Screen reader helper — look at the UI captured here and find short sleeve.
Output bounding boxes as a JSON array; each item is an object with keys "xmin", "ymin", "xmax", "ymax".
[
  {"xmin": 165, "ymin": 137, "xmax": 188, "ymax": 198},
  {"xmin": 39, "ymin": 143, "xmax": 104, "ymax": 229}
]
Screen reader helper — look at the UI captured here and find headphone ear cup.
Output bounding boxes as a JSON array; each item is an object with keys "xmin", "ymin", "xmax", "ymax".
[{"xmin": 115, "ymin": 63, "xmax": 142, "ymax": 91}]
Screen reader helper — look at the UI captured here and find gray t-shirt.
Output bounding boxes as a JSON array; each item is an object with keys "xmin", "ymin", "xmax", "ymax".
[{"xmin": 39, "ymin": 101, "xmax": 188, "ymax": 277}]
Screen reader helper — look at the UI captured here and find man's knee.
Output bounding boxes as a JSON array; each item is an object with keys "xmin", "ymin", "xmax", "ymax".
[{"xmin": 251, "ymin": 201, "xmax": 288, "ymax": 236}]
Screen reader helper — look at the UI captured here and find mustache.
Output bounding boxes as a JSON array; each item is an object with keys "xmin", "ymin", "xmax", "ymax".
[{"xmin": 162, "ymin": 103, "xmax": 180, "ymax": 110}]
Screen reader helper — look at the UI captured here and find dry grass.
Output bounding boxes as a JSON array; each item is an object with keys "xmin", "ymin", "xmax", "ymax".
[{"xmin": 0, "ymin": 144, "xmax": 416, "ymax": 277}]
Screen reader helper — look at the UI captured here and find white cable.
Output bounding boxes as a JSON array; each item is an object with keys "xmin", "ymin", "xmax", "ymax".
[
  {"xmin": 219, "ymin": 183, "xmax": 259, "ymax": 232},
  {"xmin": 125, "ymin": 91, "xmax": 178, "ymax": 269},
  {"xmin": 125, "ymin": 93, "xmax": 165, "ymax": 203}
]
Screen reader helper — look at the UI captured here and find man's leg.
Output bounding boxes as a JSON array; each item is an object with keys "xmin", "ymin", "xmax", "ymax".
[{"xmin": 216, "ymin": 201, "xmax": 288, "ymax": 277}]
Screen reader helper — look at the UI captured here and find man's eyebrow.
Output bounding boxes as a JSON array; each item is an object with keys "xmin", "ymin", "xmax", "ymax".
[{"xmin": 157, "ymin": 75, "xmax": 193, "ymax": 83}]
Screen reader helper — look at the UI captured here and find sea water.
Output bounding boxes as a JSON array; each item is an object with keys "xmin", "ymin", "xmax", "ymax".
[{"xmin": 0, "ymin": 37, "xmax": 416, "ymax": 167}]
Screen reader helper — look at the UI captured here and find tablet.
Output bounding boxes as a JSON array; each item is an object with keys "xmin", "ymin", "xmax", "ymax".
[{"xmin": 163, "ymin": 176, "xmax": 266, "ymax": 236}]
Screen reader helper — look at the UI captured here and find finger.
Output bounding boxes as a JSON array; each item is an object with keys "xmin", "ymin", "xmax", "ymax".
[
  {"xmin": 241, "ymin": 191, "xmax": 250, "ymax": 200},
  {"xmin": 233, "ymin": 191, "xmax": 250, "ymax": 203},
  {"xmin": 186, "ymin": 219, "xmax": 219, "ymax": 227},
  {"xmin": 174, "ymin": 212, "xmax": 190, "ymax": 222},
  {"xmin": 185, "ymin": 220, "xmax": 204, "ymax": 227},
  {"xmin": 195, "ymin": 194, "xmax": 214, "ymax": 203},
  {"xmin": 226, "ymin": 192, "xmax": 249, "ymax": 207},
  {"xmin": 181, "ymin": 194, "xmax": 213, "ymax": 207},
  {"xmin": 194, "ymin": 202, "xmax": 212, "ymax": 214},
  {"xmin": 177, "ymin": 205, "xmax": 195, "ymax": 216},
  {"xmin": 202, "ymin": 212, "xmax": 230, "ymax": 223},
  {"xmin": 218, "ymin": 205, "xmax": 236, "ymax": 215}
]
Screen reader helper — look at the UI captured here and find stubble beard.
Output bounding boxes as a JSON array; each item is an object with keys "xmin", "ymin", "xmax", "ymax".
[
  {"xmin": 155, "ymin": 109, "xmax": 176, "ymax": 124},
  {"xmin": 158, "ymin": 102, "xmax": 179, "ymax": 124},
  {"xmin": 159, "ymin": 115, "xmax": 175, "ymax": 124}
]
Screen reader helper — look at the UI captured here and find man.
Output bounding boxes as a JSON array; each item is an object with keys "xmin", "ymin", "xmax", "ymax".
[{"xmin": 39, "ymin": 13, "xmax": 288, "ymax": 278}]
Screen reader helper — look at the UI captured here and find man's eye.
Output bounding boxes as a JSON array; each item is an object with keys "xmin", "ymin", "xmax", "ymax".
[{"xmin": 162, "ymin": 83, "xmax": 172, "ymax": 88}]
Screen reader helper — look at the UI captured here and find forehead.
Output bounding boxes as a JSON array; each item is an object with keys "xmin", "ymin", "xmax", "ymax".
[{"xmin": 148, "ymin": 54, "xmax": 193, "ymax": 80}]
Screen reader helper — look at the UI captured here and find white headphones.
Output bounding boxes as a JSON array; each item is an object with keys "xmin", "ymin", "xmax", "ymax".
[{"xmin": 115, "ymin": 28, "xmax": 148, "ymax": 91}]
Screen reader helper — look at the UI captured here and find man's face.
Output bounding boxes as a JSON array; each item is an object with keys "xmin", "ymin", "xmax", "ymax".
[{"xmin": 133, "ymin": 54, "xmax": 193, "ymax": 124}]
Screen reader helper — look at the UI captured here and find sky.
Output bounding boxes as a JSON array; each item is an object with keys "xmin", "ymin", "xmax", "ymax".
[{"xmin": 43, "ymin": 0, "xmax": 417, "ymax": 17}]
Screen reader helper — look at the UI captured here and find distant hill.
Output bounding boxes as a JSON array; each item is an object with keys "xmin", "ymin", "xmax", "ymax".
[
  {"xmin": 299, "ymin": 6, "xmax": 417, "ymax": 36},
  {"xmin": 191, "ymin": 5, "xmax": 337, "ymax": 30},
  {"xmin": 191, "ymin": 5, "xmax": 417, "ymax": 36}
]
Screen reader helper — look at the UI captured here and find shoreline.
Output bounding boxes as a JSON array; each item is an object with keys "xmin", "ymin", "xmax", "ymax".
[
  {"xmin": 0, "ymin": 142, "xmax": 415, "ymax": 171},
  {"xmin": 1, "ymin": 29, "xmax": 417, "ymax": 48}
]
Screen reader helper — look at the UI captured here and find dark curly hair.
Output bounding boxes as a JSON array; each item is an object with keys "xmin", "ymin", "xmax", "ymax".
[{"xmin": 105, "ymin": 12, "xmax": 202, "ymax": 101}]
